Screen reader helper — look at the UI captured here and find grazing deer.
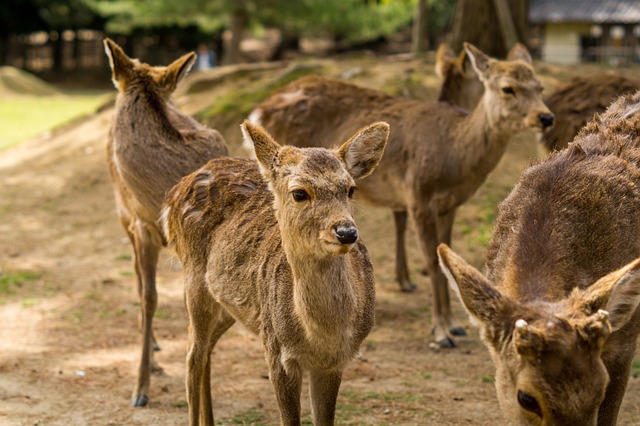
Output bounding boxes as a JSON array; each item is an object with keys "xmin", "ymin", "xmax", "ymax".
[
  {"xmin": 249, "ymin": 43, "xmax": 554, "ymax": 347},
  {"xmin": 438, "ymin": 90, "xmax": 640, "ymax": 425},
  {"xmin": 104, "ymin": 38, "xmax": 228, "ymax": 406},
  {"xmin": 435, "ymin": 42, "xmax": 534, "ymax": 112},
  {"xmin": 162, "ymin": 120, "xmax": 388, "ymax": 425},
  {"xmin": 541, "ymin": 73, "xmax": 640, "ymax": 152}
]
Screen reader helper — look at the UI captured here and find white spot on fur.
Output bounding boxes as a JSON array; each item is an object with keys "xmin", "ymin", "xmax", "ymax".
[{"xmin": 160, "ymin": 205, "xmax": 171, "ymax": 241}]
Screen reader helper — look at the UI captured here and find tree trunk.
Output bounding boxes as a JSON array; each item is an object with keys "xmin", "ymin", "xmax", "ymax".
[
  {"xmin": 412, "ymin": 0, "xmax": 429, "ymax": 54},
  {"xmin": 270, "ymin": 31, "xmax": 300, "ymax": 61},
  {"xmin": 223, "ymin": 1, "xmax": 248, "ymax": 65},
  {"xmin": 449, "ymin": 0, "xmax": 529, "ymax": 57}
]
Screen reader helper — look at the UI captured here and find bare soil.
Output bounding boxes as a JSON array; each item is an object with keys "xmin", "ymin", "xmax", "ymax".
[{"xmin": 1, "ymin": 55, "xmax": 640, "ymax": 425}]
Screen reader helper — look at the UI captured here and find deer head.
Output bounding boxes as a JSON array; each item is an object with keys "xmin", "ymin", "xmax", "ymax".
[
  {"xmin": 438, "ymin": 244, "xmax": 640, "ymax": 425},
  {"xmin": 104, "ymin": 38, "xmax": 196, "ymax": 97},
  {"xmin": 241, "ymin": 120, "xmax": 389, "ymax": 257},
  {"xmin": 464, "ymin": 42, "xmax": 555, "ymax": 134}
]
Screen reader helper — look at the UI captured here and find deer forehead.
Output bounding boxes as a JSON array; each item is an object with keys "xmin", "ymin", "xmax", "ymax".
[
  {"xmin": 490, "ymin": 62, "xmax": 539, "ymax": 85},
  {"xmin": 281, "ymin": 149, "xmax": 354, "ymax": 192}
]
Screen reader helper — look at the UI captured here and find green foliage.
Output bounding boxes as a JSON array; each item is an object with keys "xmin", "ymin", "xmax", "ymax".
[{"xmin": 0, "ymin": 271, "xmax": 42, "ymax": 295}]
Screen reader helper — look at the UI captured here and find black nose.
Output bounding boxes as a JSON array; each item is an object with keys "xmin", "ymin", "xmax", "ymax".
[
  {"xmin": 539, "ymin": 113, "xmax": 555, "ymax": 129},
  {"xmin": 334, "ymin": 224, "xmax": 358, "ymax": 245}
]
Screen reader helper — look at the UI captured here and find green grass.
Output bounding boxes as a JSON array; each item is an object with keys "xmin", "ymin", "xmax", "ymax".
[
  {"xmin": 0, "ymin": 91, "xmax": 110, "ymax": 151},
  {"xmin": 0, "ymin": 270, "xmax": 42, "ymax": 295}
]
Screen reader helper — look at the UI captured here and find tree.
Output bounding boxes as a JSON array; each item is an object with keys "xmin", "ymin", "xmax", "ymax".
[
  {"xmin": 449, "ymin": 0, "xmax": 529, "ymax": 57},
  {"xmin": 412, "ymin": 0, "xmax": 429, "ymax": 54}
]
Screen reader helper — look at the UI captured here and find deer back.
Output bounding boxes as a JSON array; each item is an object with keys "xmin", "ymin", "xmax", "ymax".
[
  {"xmin": 438, "ymin": 90, "xmax": 640, "ymax": 425},
  {"xmin": 104, "ymin": 38, "xmax": 228, "ymax": 226}
]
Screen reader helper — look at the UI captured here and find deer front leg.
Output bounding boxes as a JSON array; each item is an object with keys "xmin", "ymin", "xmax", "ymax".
[
  {"xmin": 130, "ymin": 221, "xmax": 162, "ymax": 407},
  {"xmin": 435, "ymin": 209, "xmax": 466, "ymax": 337},
  {"xmin": 410, "ymin": 205, "xmax": 456, "ymax": 348},
  {"xmin": 309, "ymin": 369, "xmax": 342, "ymax": 425},
  {"xmin": 393, "ymin": 210, "xmax": 417, "ymax": 292},
  {"xmin": 267, "ymin": 352, "xmax": 303, "ymax": 426}
]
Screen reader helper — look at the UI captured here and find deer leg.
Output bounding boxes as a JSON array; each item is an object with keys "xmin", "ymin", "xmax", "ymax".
[
  {"xmin": 309, "ymin": 369, "xmax": 342, "ymax": 426},
  {"xmin": 128, "ymin": 221, "xmax": 162, "ymax": 407},
  {"xmin": 267, "ymin": 353, "xmax": 303, "ymax": 426},
  {"xmin": 435, "ymin": 209, "xmax": 466, "ymax": 337},
  {"xmin": 393, "ymin": 210, "xmax": 417, "ymax": 292},
  {"xmin": 410, "ymin": 205, "xmax": 455, "ymax": 348}
]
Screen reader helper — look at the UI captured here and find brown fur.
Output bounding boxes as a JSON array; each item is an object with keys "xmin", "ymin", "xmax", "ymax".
[
  {"xmin": 162, "ymin": 121, "xmax": 388, "ymax": 425},
  {"xmin": 541, "ymin": 74, "xmax": 640, "ymax": 152},
  {"xmin": 250, "ymin": 43, "xmax": 553, "ymax": 347},
  {"xmin": 435, "ymin": 42, "xmax": 533, "ymax": 112},
  {"xmin": 439, "ymin": 90, "xmax": 640, "ymax": 425},
  {"xmin": 103, "ymin": 38, "xmax": 228, "ymax": 406}
]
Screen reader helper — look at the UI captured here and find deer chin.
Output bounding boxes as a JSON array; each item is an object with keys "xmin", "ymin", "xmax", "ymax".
[{"xmin": 321, "ymin": 239, "xmax": 355, "ymax": 255}]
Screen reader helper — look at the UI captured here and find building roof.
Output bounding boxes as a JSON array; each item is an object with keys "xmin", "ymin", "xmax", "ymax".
[{"xmin": 530, "ymin": 0, "xmax": 640, "ymax": 24}]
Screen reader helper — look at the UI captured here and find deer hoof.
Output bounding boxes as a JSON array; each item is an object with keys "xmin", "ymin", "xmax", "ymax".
[
  {"xmin": 450, "ymin": 326, "xmax": 467, "ymax": 336},
  {"xmin": 153, "ymin": 341, "xmax": 161, "ymax": 352},
  {"xmin": 400, "ymin": 282, "xmax": 417, "ymax": 293},
  {"xmin": 131, "ymin": 394, "xmax": 149, "ymax": 407}
]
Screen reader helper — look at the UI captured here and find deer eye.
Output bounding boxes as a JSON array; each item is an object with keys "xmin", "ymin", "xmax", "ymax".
[
  {"xmin": 291, "ymin": 189, "xmax": 309, "ymax": 202},
  {"xmin": 348, "ymin": 187, "xmax": 356, "ymax": 198},
  {"xmin": 517, "ymin": 390, "xmax": 542, "ymax": 418},
  {"xmin": 502, "ymin": 86, "xmax": 515, "ymax": 95}
]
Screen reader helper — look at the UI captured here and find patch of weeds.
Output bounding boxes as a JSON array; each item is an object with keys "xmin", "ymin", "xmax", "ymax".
[
  {"xmin": 418, "ymin": 371, "xmax": 432, "ymax": 380},
  {"xmin": 382, "ymin": 73, "xmax": 432, "ymax": 100},
  {"xmin": 408, "ymin": 305, "xmax": 430, "ymax": 318},
  {"xmin": 119, "ymin": 270, "xmax": 134, "ymax": 277},
  {"xmin": 401, "ymin": 381, "xmax": 417, "ymax": 388},
  {"xmin": 456, "ymin": 379, "xmax": 469, "ymax": 387},
  {"xmin": 335, "ymin": 401, "xmax": 372, "ymax": 424},
  {"xmin": 171, "ymin": 399, "xmax": 188, "ymax": 408},
  {"xmin": 72, "ymin": 311, "xmax": 83, "ymax": 321},
  {"xmin": 84, "ymin": 291, "xmax": 99, "ymax": 300},
  {"xmin": 21, "ymin": 299, "xmax": 36, "ymax": 308},
  {"xmin": 228, "ymin": 408, "xmax": 266, "ymax": 425},
  {"xmin": 115, "ymin": 308, "xmax": 127, "ymax": 316},
  {"xmin": 0, "ymin": 270, "xmax": 42, "ymax": 295},
  {"xmin": 481, "ymin": 375, "xmax": 495, "ymax": 383},
  {"xmin": 632, "ymin": 359, "xmax": 640, "ymax": 377},
  {"xmin": 154, "ymin": 309, "xmax": 167, "ymax": 319},
  {"xmin": 115, "ymin": 253, "xmax": 132, "ymax": 261}
]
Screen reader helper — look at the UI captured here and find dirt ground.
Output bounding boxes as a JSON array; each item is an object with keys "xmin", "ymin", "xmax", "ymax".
[{"xmin": 1, "ymin": 55, "xmax": 640, "ymax": 426}]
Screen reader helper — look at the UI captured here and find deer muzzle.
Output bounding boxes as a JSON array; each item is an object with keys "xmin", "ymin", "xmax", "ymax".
[{"xmin": 333, "ymin": 222, "xmax": 359, "ymax": 245}]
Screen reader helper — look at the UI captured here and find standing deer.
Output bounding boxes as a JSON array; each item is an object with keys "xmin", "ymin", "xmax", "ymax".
[
  {"xmin": 249, "ymin": 43, "xmax": 554, "ymax": 347},
  {"xmin": 104, "ymin": 38, "xmax": 228, "ymax": 406},
  {"xmin": 162, "ymin": 120, "xmax": 388, "ymax": 425},
  {"xmin": 438, "ymin": 90, "xmax": 640, "ymax": 425}
]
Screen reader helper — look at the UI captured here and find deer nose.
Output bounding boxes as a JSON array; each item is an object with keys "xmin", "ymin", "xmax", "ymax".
[
  {"xmin": 539, "ymin": 113, "xmax": 555, "ymax": 129},
  {"xmin": 334, "ymin": 223, "xmax": 358, "ymax": 245}
]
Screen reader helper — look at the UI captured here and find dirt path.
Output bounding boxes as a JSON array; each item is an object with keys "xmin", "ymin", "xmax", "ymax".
[{"xmin": 1, "ymin": 58, "xmax": 640, "ymax": 425}]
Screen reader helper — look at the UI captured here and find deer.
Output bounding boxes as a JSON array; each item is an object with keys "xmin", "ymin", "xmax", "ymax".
[
  {"xmin": 248, "ymin": 42, "xmax": 554, "ymax": 348},
  {"xmin": 435, "ymin": 42, "xmax": 534, "ymax": 112},
  {"xmin": 103, "ymin": 38, "xmax": 228, "ymax": 407},
  {"xmin": 161, "ymin": 120, "xmax": 388, "ymax": 425},
  {"xmin": 541, "ymin": 73, "xmax": 640, "ymax": 152},
  {"xmin": 438, "ymin": 90, "xmax": 640, "ymax": 425}
]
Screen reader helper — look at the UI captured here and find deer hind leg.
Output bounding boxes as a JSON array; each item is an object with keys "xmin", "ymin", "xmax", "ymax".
[
  {"xmin": 309, "ymin": 369, "xmax": 342, "ymax": 426},
  {"xmin": 435, "ymin": 209, "xmax": 466, "ymax": 337},
  {"xmin": 393, "ymin": 210, "xmax": 418, "ymax": 292},
  {"xmin": 410, "ymin": 205, "xmax": 456, "ymax": 348},
  {"xmin": 129, "ymin": 220, "xmax": 162, "ymax": 407},
  {"xmin": 185, "ymin": 277, "xmax": 234, "ymax": 426}
]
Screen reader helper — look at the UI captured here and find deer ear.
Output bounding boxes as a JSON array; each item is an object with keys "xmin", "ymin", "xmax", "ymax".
[
  {"xmin": 336, "ymin": 122, "xmax": 389, "ymax": 179},
  {"xmin": 435, "ymin": 43, "xmax": 456, "ymax": 78},
  {"xmin": 104, "ymin": 38, "xmax": 134, "ymax": 89},
  {"xmin": 463, "ymin": 42, "xmax": 492, "ymax": 80},
  {"xmin": 507, "ymin": 43, "xmax": 532, "ymax": 64},
  {"xmin": 241, "ymin": 120, "xmax": 280, "ymax": 175},
  {"xmin": 438, "ymin": 244, "xmax": 514, "ymax": 331},
  {"xmin": 163, "ymin": 52, "xmax": 197, "ymax": 92},
  {"xmin": 573, "ymin": 258, "xmax": 640, "ymax": 331}
]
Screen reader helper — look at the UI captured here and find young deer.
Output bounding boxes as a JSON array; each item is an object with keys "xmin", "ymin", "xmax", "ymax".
[
  {"xmin": 104, "ymin": 38, "xmax": 228, "ymax": 406},
  {"xmin": 438, "ymin": 90, "xmax": 640, "ymax": 425},
  {"xmin": 435, "ymin": 42, "xmax": 533, "ymax": 111},
  {"xmin": 249, "ymin": 43, "xmax": 554, "ymax": 347},
  {"xmin": 162, "ymin": 120, "xmax": 388, "ymax": 425}
]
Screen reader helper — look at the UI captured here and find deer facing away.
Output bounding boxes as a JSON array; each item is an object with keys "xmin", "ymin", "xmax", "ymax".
[
  {"xmin": 249, "ymin": 42, "xmax": 554, "ymax": 347},
  {"xmin": 438, "ymin": 90, "xmax": 640, "ymax": 425},
  {"xmin": 162, "ymin": 121, "xmax": 388, "ymax": 425},
  {"xmin": 104, "ymin": 38, "xmax": 228, "ymax": 406}
]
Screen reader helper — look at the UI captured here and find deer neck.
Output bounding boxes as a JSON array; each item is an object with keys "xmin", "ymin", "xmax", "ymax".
[
  {"xmin": 451, "ymin": 98, "xmax": 512, "ymax": 179},
  {"xmin": 283, "ymin": 243, "xmax": 356, "ymax": 340},
  {"xmin": 114, "ymin": 89, "xmax": 181, "ymax": 142}
]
